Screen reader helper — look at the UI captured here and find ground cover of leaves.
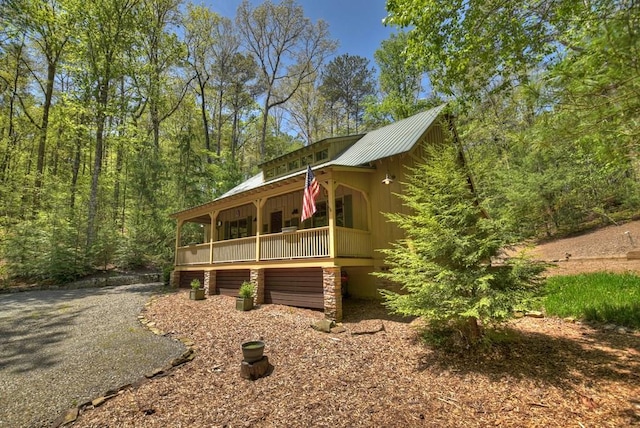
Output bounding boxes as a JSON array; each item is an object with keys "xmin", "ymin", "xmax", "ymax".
[
  {"xmin": 73, "ymin": 296, "xmax": 639, "ymax": 427},
  {"xmin": 73, "ymin": 222, "xmax": 640, "ymax": 427}
]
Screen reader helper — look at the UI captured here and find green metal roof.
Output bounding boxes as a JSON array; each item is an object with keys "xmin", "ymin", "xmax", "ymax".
[
  {"xmin": 217, "ymin": 104, "xmax": 446, "ymax": 200},
  {"xmin": 332, "ymin": 104, "xmax": 446, "ymax": 166}
]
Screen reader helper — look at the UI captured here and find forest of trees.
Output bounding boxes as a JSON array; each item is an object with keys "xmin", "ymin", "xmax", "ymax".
[{"xmin": 0, "ymin": 0, "xmax": 638, "ymax": 284}]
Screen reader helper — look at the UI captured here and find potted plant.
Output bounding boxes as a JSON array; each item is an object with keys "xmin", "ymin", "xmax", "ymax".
[
  {"xmin": 190, "ymin": 279, "xmax": 205, "ymax": 300},
  {"xmin": 236, "ymin": 281, "xmax": 255, "ymax": 311}
]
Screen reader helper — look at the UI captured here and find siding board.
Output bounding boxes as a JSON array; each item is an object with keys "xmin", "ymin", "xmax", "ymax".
[
  {"xmin": 179, "ymin": 271, "xmax": 205, "ymax": 288},
  {"xmin": 264, "ymin": 268, "xmax": 323, "ymax": 309},
  {"xmin": 216, "ymin": 269, "xmax": 250, "ymax": 297}
]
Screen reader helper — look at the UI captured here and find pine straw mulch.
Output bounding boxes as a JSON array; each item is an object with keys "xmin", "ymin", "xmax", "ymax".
[{"xmin": 72, "ymin": 291, "xmax": 640, "ymax": 428}]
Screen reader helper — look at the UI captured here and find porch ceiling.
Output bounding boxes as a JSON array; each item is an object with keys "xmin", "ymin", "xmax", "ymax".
[{"xmin": 185, "ymin": 215, "xmax": 211, "ymax": 224}]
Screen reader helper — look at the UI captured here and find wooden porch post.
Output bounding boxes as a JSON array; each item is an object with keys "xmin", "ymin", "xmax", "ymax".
[
  {"xmin": 326, "ymin": 180, "xmax": 337, "ymax": 258},
  {"xmin": 209, "ymin": 210, "xmax": 219, "ymax": 264},
  {"xmin": 254, "ymin": 199, "xmax": 266, "ymax": 261}
]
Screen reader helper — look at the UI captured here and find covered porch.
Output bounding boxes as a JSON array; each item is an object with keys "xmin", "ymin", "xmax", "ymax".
[{"xmin": 174, "ymin": 181, "xmax": 373, "ymax": 266}]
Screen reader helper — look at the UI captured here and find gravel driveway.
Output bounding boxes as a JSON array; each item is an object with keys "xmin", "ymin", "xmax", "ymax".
[{"xmin": 0, "ymin": 283, "xmax": 186, "ymax": 428}]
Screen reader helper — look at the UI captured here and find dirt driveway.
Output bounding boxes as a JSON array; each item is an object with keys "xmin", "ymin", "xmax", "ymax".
[{"xmin": 0, "ymin": 283, "xmax": 185, "ymax": 428}]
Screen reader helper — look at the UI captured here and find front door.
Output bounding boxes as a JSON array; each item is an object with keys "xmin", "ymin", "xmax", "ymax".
[{"xmin": 270, "ymin": 211, "xmax": 282, "ymax": 233}]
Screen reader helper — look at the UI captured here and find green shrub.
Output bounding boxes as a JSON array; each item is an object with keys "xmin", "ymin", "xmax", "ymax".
[
  {"xmin": 239, "ymin": 281, "xmax": 255, "ymax": 298},
  {"xmin": 376, "ymin": 143, "xmax": 545, "ymax": 348},
  {"xmin": 1, "ymin": 216, "xmax": 90, "ymax": 284},
  {"xmin": 162, "ymin": 265, "xmax": 173, "ymax": 286}
]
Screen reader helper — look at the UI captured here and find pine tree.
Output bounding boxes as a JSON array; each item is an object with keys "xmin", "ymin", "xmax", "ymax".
[{"xmin": 376, "ymin": 142, "xmax": 544, "ymax": 348}]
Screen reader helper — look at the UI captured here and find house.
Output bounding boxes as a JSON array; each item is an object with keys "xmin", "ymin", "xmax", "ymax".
[{"xmin": 170, "ymin": 104, "xmax": 451, "ymax": 321}]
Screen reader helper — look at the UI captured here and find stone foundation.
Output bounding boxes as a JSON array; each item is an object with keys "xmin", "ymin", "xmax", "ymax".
[
  {"xmin": 170, "ymin": 270, "xmax": 180, "ymax": 288},
  {"xmin": 323, "ymin": 267, "xmax": 342, "ymax": 322},
  {"xmin": 250, "ymin": 268, "xmax": 265, "ymax": 304},
  {"xmin": 204, "ymin": 270, "xmax": 216, "ymax": 295}
]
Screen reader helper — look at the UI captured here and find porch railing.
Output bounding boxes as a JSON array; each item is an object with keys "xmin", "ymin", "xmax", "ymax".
[
  {"xmin": 176, "ymin": 243, "xmax": 210, "ymax": 265},
  {"xmin": 175, "ymin": 227, "xmax": 372, "ymax": 265},
  {"xmin": 260, "ymin": 227, "xmax": 330, "ymax": 260},
  {"xmin": 336, "ymin": 227, "xmax": 372, "ymax": 258},
  {"xmin": 212, "ymin": 236, "xmax": 256, "ymax": 263}
]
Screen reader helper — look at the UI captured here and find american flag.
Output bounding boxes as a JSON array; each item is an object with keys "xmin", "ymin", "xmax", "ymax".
[{"xmin": 301, "ymin": 165, "xmax": 320, "ymax": 222}]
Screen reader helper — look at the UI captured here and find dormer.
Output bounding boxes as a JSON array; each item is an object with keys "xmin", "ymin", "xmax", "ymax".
[{"xmin": 260, "ymin": 134, "xmax": 364, "ymax": 181}]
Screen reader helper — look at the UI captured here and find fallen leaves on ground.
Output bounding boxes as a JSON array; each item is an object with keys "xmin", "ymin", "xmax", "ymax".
[{"xmin": 73, "ymin": 294, "xmax": 640, "ymax": 428}]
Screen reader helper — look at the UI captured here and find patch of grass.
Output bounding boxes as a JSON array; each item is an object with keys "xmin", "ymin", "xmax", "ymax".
[{"xmin": 544, "ymin": 272, "xmax": 640, "ymax": 329}]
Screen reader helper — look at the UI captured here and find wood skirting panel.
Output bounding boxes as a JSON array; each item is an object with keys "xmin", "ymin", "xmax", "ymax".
[
  {"xmin": 216, "ymin": 269, "xmax": 251, "ymax": 297},
  {"xmin": 264, "ymin": 268, "xmax": 323, "ymax": 309},
  {"xmin": 179, "ymin": 270, "xmax": 205, "ymax": 288}
]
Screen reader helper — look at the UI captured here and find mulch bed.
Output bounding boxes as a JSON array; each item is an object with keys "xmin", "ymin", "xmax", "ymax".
[{"xmin": 72, "ymin": 293, "xmax": 640, "ymax": 427}]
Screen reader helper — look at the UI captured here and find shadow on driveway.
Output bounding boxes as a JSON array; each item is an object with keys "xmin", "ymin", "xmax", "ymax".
[{"xmin": 0, "ymin": 283, "xmax": 185, "ymax": 427}]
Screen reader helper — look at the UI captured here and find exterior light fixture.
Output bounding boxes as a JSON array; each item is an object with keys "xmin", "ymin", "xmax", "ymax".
[
  {"xmin": 382, "ymin": 173, "xmax": 395, "ymax": 185},
  {"xmin": 291, "ymin": 208, "xmax": 299, "ymax": 215}
]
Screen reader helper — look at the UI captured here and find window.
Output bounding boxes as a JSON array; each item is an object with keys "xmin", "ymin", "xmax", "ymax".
[
  {"xmin": 288, "ymin": 158, "xmax": 300, "ymax": 171},
  {"xmin": 276, "ymin": 164, "xmax": 287, "ymax": 175},
  {"xmin": 224, "ymin": 217, "xmax": 252, "ymax": 239},
  {"xmin": 265, "ymin": 168, "xmax": 275, "ymax": 179},
  {"xmin": 313, "ymin": 201, "xmax": 328, "ymax": 227},
  {"xmin": 301, "ymin": 154, "xmax": 313, "ymax": 166},
  {"xmin": 315, "ymin": 149, "xmax": 328, "ymax": 162},
  {"xmin": 335, "ymin": 195, "xmax": 353, "ymax": 228}
]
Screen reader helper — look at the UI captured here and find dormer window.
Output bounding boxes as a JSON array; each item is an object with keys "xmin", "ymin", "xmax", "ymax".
[{"xmin": 315, "ymin": 149, "xmax": 328, "ymax": 162}]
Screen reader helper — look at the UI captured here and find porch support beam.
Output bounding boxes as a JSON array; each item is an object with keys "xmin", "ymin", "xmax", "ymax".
[
  {"xmin": 209, "ymin": 210, "xmax": 218, "ymax": 264},
  {"xmin": 254, "ymin": 198, "xmax": 267, "ymax": 261},
  {"xmin": 324, "ymin": 180, "xmax": 337, "ymax": 258}
]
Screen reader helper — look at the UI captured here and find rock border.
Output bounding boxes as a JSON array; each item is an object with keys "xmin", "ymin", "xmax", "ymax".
[{"xmin": 52, "ymin": 293, "xmax": 196, "ymax": 427}]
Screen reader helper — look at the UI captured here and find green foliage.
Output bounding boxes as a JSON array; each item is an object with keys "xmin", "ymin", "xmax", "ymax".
[
  {"xmin": 319, "ymin": 53, "xmax": 376, "ymax": 134},
  {"xmin": 1, "ymin": 215, "xmax": 90, "ymax": 284},
  {"xmin": 386, "ymin": 0, "xmax": 640, "ymax": 240},
  {"xmin": 376, "ymin": 143, "xmax": 545, "ymax": 347},
  {"xmin": 372, "ymin": 32, "xmax": 432, "ymax": 121},
  {"xmin": 544, "ymin": 273, "xmax": 640, "ymax": 329},
  {"xmin": 190, "ymin": 278, "xmax": 201, "ymax": 290},
  {"xmin": 162, "ymin": 264, "xmax": 173, "ymax": 286},
  {"xmin": 238, "ymin": 281, "xmax": 255, "ymax": 298}
]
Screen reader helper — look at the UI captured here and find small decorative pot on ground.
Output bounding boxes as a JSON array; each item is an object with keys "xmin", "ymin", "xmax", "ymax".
[
  {"xmin": 190, "ymin": 289, "xmax": 205, "ymax": 300},
  {"xmin": 190, "ymin": 279, "xmax": 205, "ymax": 300},
  {"xmin": 236, "ymin": 296, "xmax": 253, "ymax": 311},
  {"xmin": 241, "ymin": 340, "xmax": 265, "ymax": 363}
]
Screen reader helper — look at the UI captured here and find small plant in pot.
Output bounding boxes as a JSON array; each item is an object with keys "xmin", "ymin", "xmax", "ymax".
[
  {"xmin": 236, "ymin": 281, "xmax": 255, "ymax": 311},
  {"xmin": 190, "ymin": 279, "xmax": 205, "ymax": 300}
]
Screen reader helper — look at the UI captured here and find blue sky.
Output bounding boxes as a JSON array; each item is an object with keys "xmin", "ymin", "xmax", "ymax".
[{"xmin": 204, "ymin": 0, "xmax": 397, "ymax": 69}]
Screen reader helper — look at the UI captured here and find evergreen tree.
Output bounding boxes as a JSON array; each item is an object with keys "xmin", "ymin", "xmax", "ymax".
[{"xmin": 376, "ymin": 142, "xmax": 544, "ymax": 348}]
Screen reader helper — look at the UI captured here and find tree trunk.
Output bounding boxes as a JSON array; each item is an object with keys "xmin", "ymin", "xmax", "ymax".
[
  {"xmin": 216, "ymin": 85, "xmax": 224, "ymax": 156},
  {"xmin": 198, "ymin": 77, "xmax": 211, "ymax": 163},
  {"xmin": 33, "ymin": 62, "xmax": 57, "ymax": 208},
  {"xmin": 87, "ymin": 80, "xmax": 109, "ymax": 248},
  {"xmin": 464, "ymin": 317, "xmax": 483, "ymax": 345}
]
